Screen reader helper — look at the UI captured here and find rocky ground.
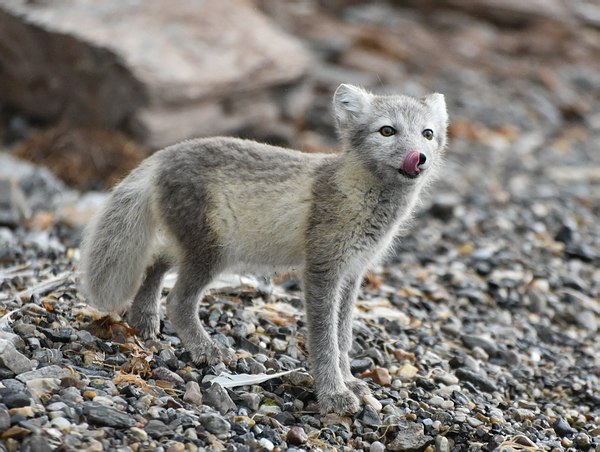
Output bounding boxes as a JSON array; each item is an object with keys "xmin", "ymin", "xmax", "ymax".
[{"xmin": 1, "ymin": 1, "xmax": 600, "ymax": 451}]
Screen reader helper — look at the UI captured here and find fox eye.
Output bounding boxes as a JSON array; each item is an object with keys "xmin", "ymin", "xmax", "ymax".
[
  {"xmin": 379, "ymin": 126, "xmax": 396, "ymax": 137},
  {"xmin": 422, "ymin": 129, "xmax": 434, "ymax": 140}
]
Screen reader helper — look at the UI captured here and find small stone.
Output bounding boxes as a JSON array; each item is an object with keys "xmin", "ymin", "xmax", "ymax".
[
  {"xmin": 144, "ymin": 419, "xmax": 173, "ymax": 439},
  {"xmin": 286, "ymin": 371, "xmax": 314, "ymax": 387},
  {"xmin": 467, "ymin": 417, "xmax": 483, "ymax": 427},
  {"xmin": 398, "ymin": 364, "xmax": 419, "ymax": 380},
  {"xmin": 351, "ymin": 358, "xmax": 374, "ymax": 373},
  {"xmin": 272, "ymin": 338, "xmax": 287, "ymax": 352},
  {"xmin": 239, "ymin": 392, "xmax": 262, "ymax": 411},
  {"xmin": 259, "ymin": 403, "xmax": 281, "ymax": 416},
  {"xmin": 370, "ymin": 441, "xmax": 385, "ymax": 452},
  {"xmin": 92, "ymin": 395, "xmax": 114, "ymax": 406},
  {"xmin": 440, "ymin": 400, "xmax": 455, "ymax": 410},
  {"xmin": 83, "ymin": 390, "xmax": 97, "ymax": 399},
  {"xmin": 574, "ymin": 432, "xmax": 591, "ymax": 447},
  {"xmin": 554, "ymin": 417, "xmax": 577, "ymax": 436},
  {"xmin": 0, "ymin": 407, "xmax": 10, "ymax": 433},
  {"xmin": 461, "ymin": 334, "xmax": 498, "ymax": 356},
  {"xmin": 50, "ymin": 417, "xmax": 72, "ymax": 432},
  {"xmin": 0, "ymin": 339, "xmax": 33, "ymax": 374},
  {"xmin": 8, "ymin": 406, "xmax": 35, "ymax": 417},
  {"xmin": 83, "ymin": 402, "xmax": 136, "ymax": 428},
  {"xmin": 0, "ymin": 390, "xmax": 32, "ymax": 408},
  {"xmin": 286, "ymin": 426, "xmax": 308, "ymax": 446},
  {"xmin": 360, "ymin": 404, "xmax": 382, "ymax": 427},
  {"xmin": 152, "ymin": 366, "xmax": 185, "ymax": 385},
  {"xmin": 130, "ymin": 426, "xmax": 148, "ymax": 442},
  {"xmin": 183, "ymin": 381, "xmax": 203, "ymax": 405},
  {"xmin": 454, "ymin": 368, "xmax": 497, "ymax": 393},
  {"xmin": 363, "ymin": 394, "xmax": 382, "ymax": 412},
  {"xmin": 203, "ymin": 383, "xmax": 236, "ymax": 415},
  {"xmin": 429, "ymin": 396, "xmax": 444, "ymax": 406},
  {"xmin": 435, "ymin": 436, "xmax": 450, "ymax": 452},
  {"xmin": 1, "ymin": 425, "xmax": 32, "ymax": 440},
  {"xmin": 387, "ymin": 422, "xmax": 433, "ymax": 451},
  {"xmin": 259, "ymin": 438, "xmax": 275, "ymax": 451},
  {"xmin": 199, "ymin": 412, "xmax": 231, "ymax": 436},
  {"xmin": 237, "ymin": 357, "xmax": 267, "ymax": 374},
  {"xmin": 16, "ymin": 365, "xmax": 71, "ymax": 382},
  {"xmin": 166, "ymin": 442, "xmax": 185, "ymax": 452},
  {"xmin": 432, "ymin": 370, "xmax": 459, "ymax": 386},
  {"xmin": 362, "ymin": 367, "xmax": 392, "ymax": 386}
]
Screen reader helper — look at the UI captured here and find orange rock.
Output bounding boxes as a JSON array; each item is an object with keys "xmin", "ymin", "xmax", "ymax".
[{"xmin": 360, "ymin": 367, "xmax": 392, "ymax": 386}]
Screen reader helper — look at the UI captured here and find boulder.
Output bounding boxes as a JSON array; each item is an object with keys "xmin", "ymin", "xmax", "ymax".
[{"xmin": 0, "ymin": 0, "xmax": 311, "ymax": 148}]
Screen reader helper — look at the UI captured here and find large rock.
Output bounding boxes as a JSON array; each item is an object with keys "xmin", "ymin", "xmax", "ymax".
[{"xmin": 0, "ymin": 0, "xmax": 311, "ymax": 148}]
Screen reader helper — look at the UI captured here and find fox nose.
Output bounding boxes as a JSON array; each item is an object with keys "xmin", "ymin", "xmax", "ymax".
[{"xmin": 418, "ymin": 153, "xmax": 427, "ymax": 166}]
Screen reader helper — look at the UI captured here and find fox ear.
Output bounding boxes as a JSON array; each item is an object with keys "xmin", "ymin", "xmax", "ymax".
[
  {"xmin": 333, "ymin": 84, "xmax": 372, "ymax": 123},
  {"xmin": 423, "ymin": 93, "xmax": 448, "ymax": 124}
]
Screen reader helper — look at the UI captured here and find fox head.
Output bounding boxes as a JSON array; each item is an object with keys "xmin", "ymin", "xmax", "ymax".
[{"xmin": 333, "ymin": 84, "xmax": 449, "ymax": 186}]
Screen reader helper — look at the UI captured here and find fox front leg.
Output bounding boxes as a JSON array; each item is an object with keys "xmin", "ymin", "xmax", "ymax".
[{"xmin": 303, "ymin": 266, "xmax": 361, "ymax": 415}]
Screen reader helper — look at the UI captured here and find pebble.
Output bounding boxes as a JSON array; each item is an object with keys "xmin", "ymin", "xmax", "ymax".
[
  {"xmin": 183, "ymin": 381, "xmax": 203, "ymax": 406},
  {"xmin": 0, "ymin": 390, "xmax": 32, "ymax": 408},
  {"xmin": 360, "ymin": 404, "xmax": 382, "ymax": 427},
  {"xmin": 144, "ymin": 419, "xmax": 173, "ymax": 439},
  {"xmin": 0, "ymin": 339, "xmax": 33, "ymax": 374},
  {"xmin": 203, "ymin": 383, "xmax": 236, "ymax": 415},
  {"xmin": 286, "ymin": 426, "xmax": 308, "ymax": 446},
  {"xmin": 554, "ymin": 417, "xmax": 577, "ymax": 436},
  {"xmin": 363, "ymin": 394, "xmax": 382, "ymax": 412},
  {"xmin": 387, "ymin": 423, "xmax": 433, "ymax": 451},
  {"xmin": 435, "ymin": 436, "xmax": 450, "ymax": 452},
  {"xmin": 0, "ymin": 407, "xmax": 10, "ymax": 432},
  {"xmin": 152, "ymin": 367, "xmax": 185, "ymax": 385},
  {"xmin": 258, "ymin": 438, "xmax": 275, "ymax": 451},
  {"xmin": 398, "ymin": 364, "xmax": 419, "ymax": 380},
  {"xmin": 454, "ymin": 368, "xmax": 497, "ymax": 393},
  {"xmin": 370, "ymin": 441, "xmax": 385, "ymax": 452},
  {"xmin": 199, "ymin": 412, "xmax": 231, "ymax": 436},
  {"xmin": 51, "ymin": 417, "xmax": 72, "ymax": 431},
  {"xmin": 82, "ymin": 403, "xmax": 136, "ymax": 428},
  {"xmin": 363, "ymin": 367, "xmax": 392, "ymax": 386},
  {"xmin": 16, "ymin": 365, "xmax": 71, "ymax": 382}
]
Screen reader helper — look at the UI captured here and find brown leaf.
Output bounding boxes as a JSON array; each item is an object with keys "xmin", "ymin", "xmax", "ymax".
[{"xmin": 86, "ymin": 315, "xmax": 137, "ymax": 343}]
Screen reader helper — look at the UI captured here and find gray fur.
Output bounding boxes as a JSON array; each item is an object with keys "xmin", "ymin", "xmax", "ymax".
[{"xmin": 79, "ymin": 83, "xmax": 449, "ymax": 415}]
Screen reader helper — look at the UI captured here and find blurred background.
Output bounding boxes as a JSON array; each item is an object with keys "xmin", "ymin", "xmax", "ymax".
[{"xmin": 0, "ymin": 0, "xmax": 598, "ymax": 254}]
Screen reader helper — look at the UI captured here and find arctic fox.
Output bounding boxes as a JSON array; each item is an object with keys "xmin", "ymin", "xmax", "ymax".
[{"xmin": 79, "ymin": 84, "xmax": 449, "ymax": 415}]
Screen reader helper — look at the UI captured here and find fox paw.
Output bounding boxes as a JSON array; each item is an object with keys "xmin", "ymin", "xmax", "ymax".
[
  {"xmin": 128, "ymin": 314, "xmax": 160, "ymax": 339},
  {"xmin": 190, "ymin": 342, "xmax": 236, "ymax": 366},
  {"xmin": 319, "ymin": 389, "xmax": 361, "ymax": 415},
  {"xmin": 345, "ymin": 378, "xmax": 371, "ymax": 398}
]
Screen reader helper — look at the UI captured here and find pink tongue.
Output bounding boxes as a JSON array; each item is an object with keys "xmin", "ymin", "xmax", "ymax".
[{"xmin": 402, "ymin": 150, "xmax": 421, "ymax": 174}]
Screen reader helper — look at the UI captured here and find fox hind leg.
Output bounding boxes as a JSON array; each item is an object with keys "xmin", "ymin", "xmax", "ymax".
[
  {"xmin": 128, "ymin": 257, "xmax": 171, "ymax": 339},
  {"xmin": 166, "ymin": 256, "xmax": 235, "ymax": 366}
]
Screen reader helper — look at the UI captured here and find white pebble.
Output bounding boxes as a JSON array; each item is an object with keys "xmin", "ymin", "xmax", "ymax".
[
  {"xmin": 441, "ymin": 400, "xmax": 455, "ymax": 410},
  {"xmin": 429, "ymin": 395, "xmax": 444, "ymax": 406},
  {"xmin": 130, "ymin": 426, "xmax": 148, "ymax": 441},
  {"xmin": 51, "ymin": 417, "xmax": 72, "ymax": 432},
  {"xmin": 92, "ymin": 395, "xmax": 114, "ymax": 406},
  {"xmin": 363, "ymin": 394, "xmax": 382, "ymax": 412},
  {"xmin": 259, "ymin": 438, "xmax": 274, "ymax": 451}
]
